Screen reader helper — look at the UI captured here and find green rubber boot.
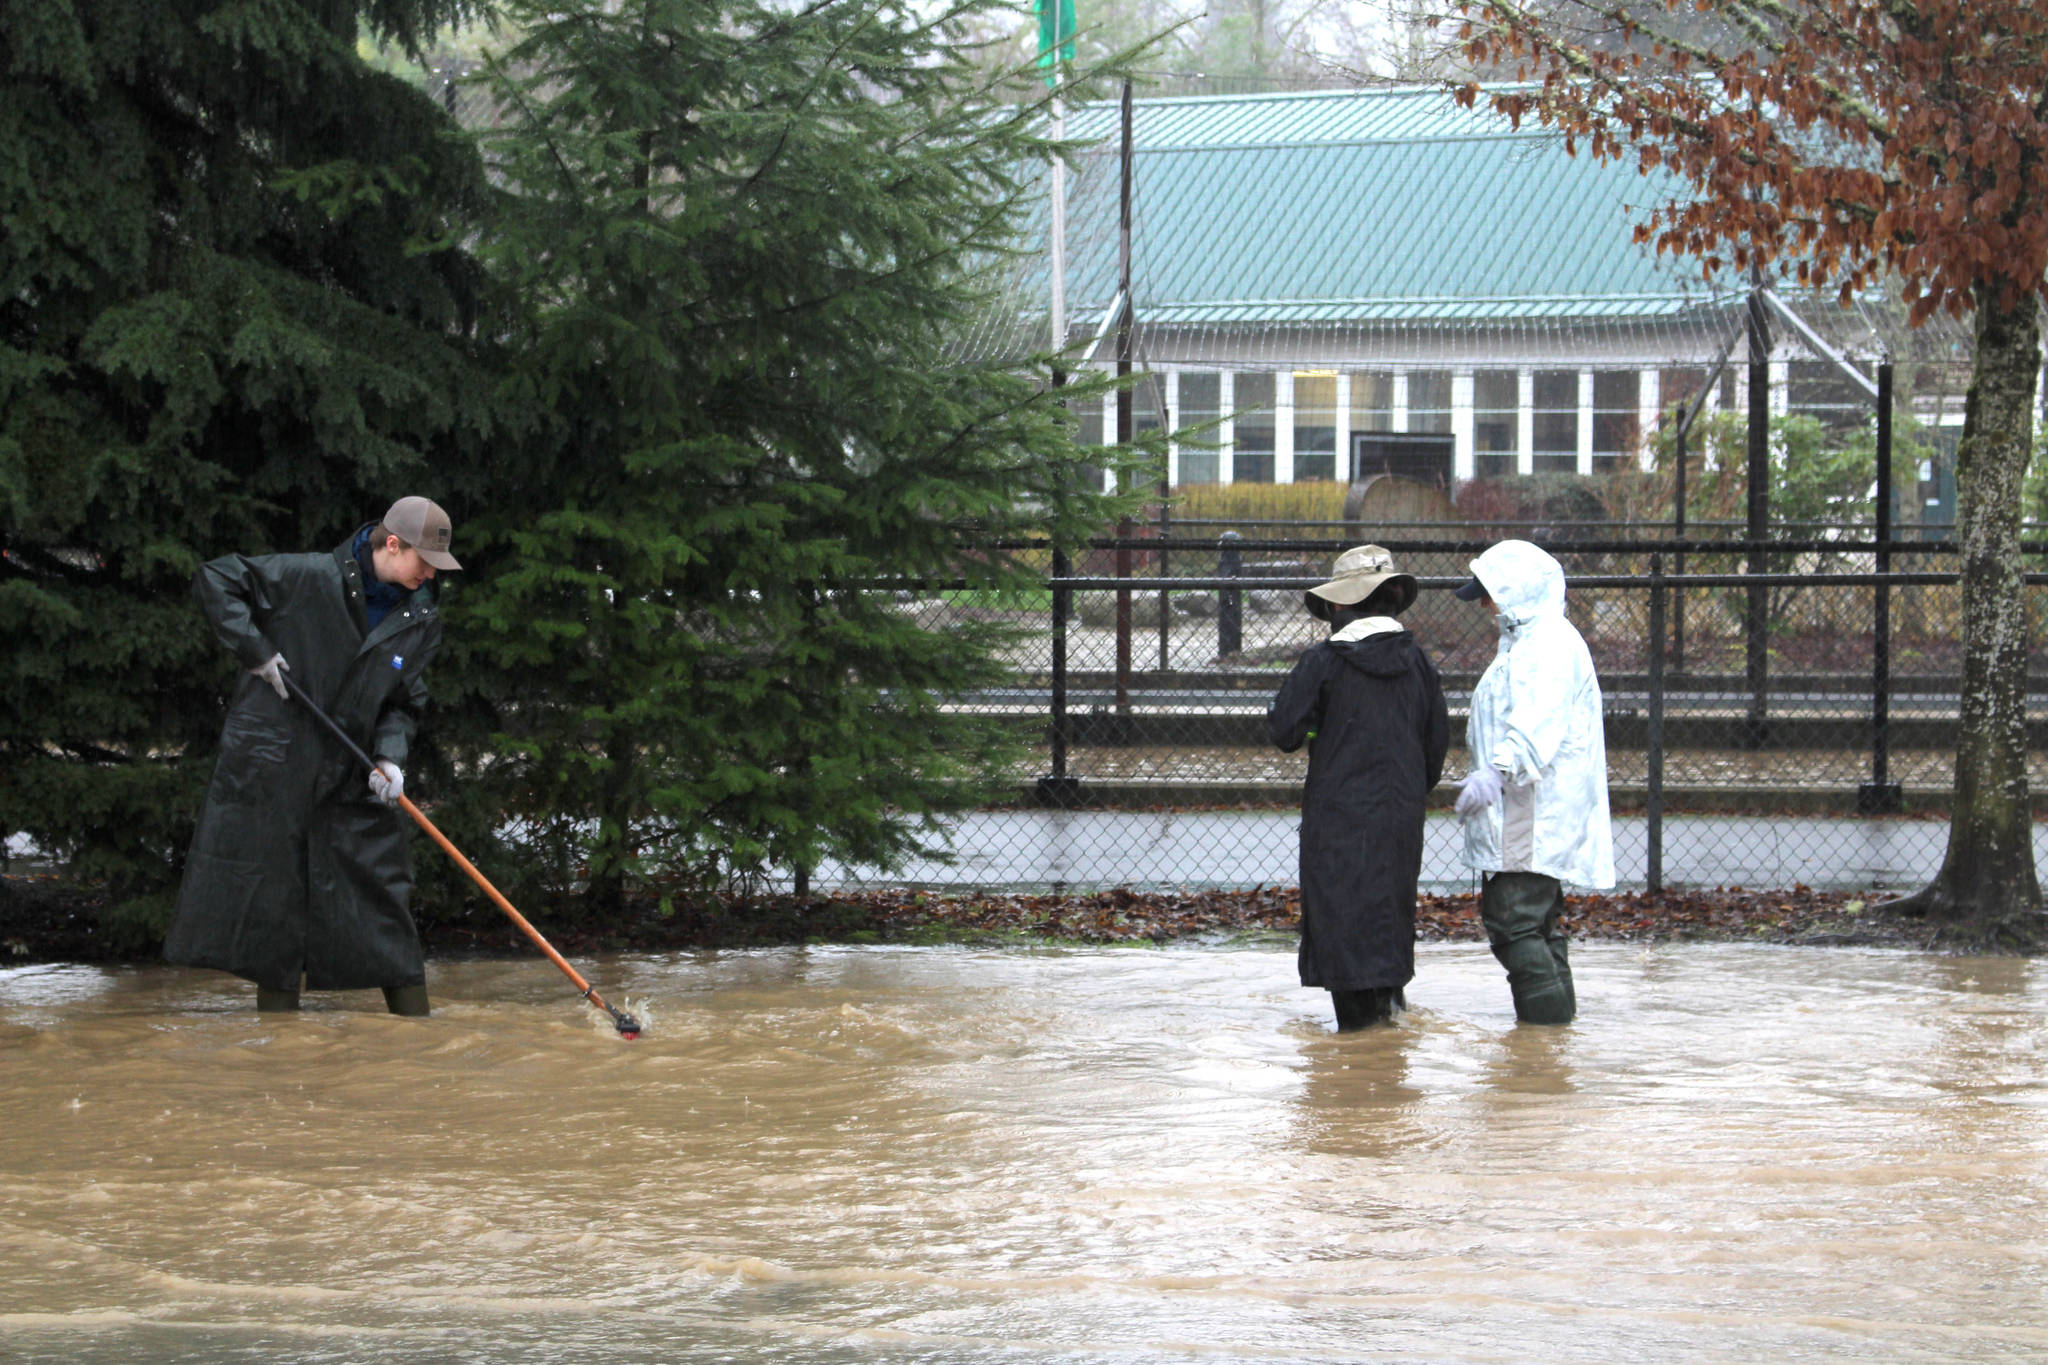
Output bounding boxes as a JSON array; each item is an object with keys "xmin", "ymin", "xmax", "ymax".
[
  {"xmin": 382, "ymin": 983, "xmax": 431, "ymax": 1017},
  {"xmin": 1480, "ymin": 872, "xmax": 1576, "ymax": 1025}
]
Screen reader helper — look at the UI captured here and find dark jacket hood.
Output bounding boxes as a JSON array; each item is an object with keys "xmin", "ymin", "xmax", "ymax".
[{"xmin": 1329, "ymin": 628, "xmax": 1419, "ymax": 678}]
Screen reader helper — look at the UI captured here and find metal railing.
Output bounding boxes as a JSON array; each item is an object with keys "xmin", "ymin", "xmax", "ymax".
[{"xmin": 809, "ymin": 530, "xmax": 2042, "ymax": 897}]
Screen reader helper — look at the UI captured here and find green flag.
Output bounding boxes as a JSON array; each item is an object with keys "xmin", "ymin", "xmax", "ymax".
[{"xmin": 1035, "ymin": 0, "xmax": 1074, "ymax": 86}]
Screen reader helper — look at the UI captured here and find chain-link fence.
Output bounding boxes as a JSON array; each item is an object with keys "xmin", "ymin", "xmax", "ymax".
[
  {"xmin": 405, "ymin": 62, "xmax": 2024, "ymax": 899},
  {"xmin": 807, "ymin": 526, "xmax": 2040, "ymax": 897}
]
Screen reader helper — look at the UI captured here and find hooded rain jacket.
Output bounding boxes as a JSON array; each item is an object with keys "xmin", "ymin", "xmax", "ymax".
[{"xmin": 1459, "ymin": 540, "xmax": 1615, "ymax": 889}]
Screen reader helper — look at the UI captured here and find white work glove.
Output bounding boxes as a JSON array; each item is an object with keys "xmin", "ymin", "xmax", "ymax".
[
  {"xmin": 1454, "ymin": 764, "xmax": 1505, "ymax": 818},
  {"xmin": 368, "ymin": 761, "xmax": 404, "ymax": 807},
  {"xmin": 249, "ymin": 652, "xmax": 290, "ymax": 699}
]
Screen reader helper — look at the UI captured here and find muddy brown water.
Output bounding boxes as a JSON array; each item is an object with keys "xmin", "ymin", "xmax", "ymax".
[{"xmin": 3, "ymin": 944, "xmax": 2044, "ymax": 1363}]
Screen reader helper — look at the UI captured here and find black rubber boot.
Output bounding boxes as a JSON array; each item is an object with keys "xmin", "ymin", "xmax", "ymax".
[
  {"xmin": 256, "ymin": 986, "xmax": 300, "ymax": 1012},
  {"xmin": 382, "ymin": 983, "xmax": 430, "ymax": 1017},
  {"xmin": 1480, "ymin": 872, "xmax": 1575, "ymax": 1024},
  {"xmin": 1330, "ymin": 986, "xmax": 1405, "ymax": 1031}
]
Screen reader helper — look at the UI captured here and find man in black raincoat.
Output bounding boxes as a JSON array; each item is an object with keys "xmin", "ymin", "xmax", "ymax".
[
  {"xmin": 164, "ymin": 497, "xmax": 461, "ymax": 1016},
  {"xmin": 1268, "ymin": 545, "xmax": 1450, "ymax": 1030}
]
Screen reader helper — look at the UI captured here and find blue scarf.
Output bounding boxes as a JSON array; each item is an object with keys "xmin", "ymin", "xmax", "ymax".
[{"xmin": 353, "ymin": 526, "xmax": 408, "ymax": 631}]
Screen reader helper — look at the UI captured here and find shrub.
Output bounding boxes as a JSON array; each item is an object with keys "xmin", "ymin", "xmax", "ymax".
[{"xmin": 1168, "ymin": 481, "xmax": 1347, "ymax": 535}]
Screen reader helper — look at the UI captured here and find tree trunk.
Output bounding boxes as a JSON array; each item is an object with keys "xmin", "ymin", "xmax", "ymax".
[{"xmin": 1888, "ymin": 286, "xmax": 2044, "ymax": 945}]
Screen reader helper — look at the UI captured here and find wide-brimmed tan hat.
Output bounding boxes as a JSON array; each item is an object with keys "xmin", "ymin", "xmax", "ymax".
[{"xmin": 1305, "ymin": 543, "xmax": 1416, "ymax": 616}]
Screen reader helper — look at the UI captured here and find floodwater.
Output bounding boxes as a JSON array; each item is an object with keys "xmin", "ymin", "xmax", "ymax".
[{"xmin": 3, "ymin": 945, "xmax": 2045, "ymax": 1363}]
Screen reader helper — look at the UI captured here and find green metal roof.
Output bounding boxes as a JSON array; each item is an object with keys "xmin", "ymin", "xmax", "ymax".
[{"xmin": 1041, "ymin": 86, "xmax": 1730, "ymax": 329}]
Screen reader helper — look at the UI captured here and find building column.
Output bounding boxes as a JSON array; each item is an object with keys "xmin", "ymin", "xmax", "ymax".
[
  {"xmin": 1334, "ymin": 372, "xmax": 1354, "ymax": 485},
  {"xmin": 1452, "ymin": 369, "xmax": 1475, "ymax": 482},
  {"xmin": 1164, "ymin": 370, "xmax": 1180, "ymax": 486},
  {"xmin": 1391, "ymin": 371, "xmax": 1410, "ymax": 433},
  {"xmin": 1219, "ymin": 371, "xmax": 1236, "ymax": 486},
  {"xmin": 1100, "ymin": 374, "xmax": 1117, "ymax": 493},
  {"xmin": 1638, "ymin": 368, "xmax": 1660, "ymax": 471},
  {"xmin": 1274, "ymin": 371, "xmax": 1296, "ymax": 485},
  {"xmin": 1577, "ymin": 368, "xmax": 1595, "ymax": 476},
  {"xmin": 1517, "ymin": 368, "xmax": 1535, "ymax": 476}
]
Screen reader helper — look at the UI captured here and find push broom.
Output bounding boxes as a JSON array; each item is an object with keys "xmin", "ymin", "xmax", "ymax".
[{"xmin": 282, "ymin": 674, "xmax": 641, "ymax": 1039}]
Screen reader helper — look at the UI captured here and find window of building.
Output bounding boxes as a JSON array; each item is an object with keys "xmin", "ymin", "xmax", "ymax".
[
  {"xmin": 1293, "ymin": 373, "xmax": 1338, "ymax": 483},
  {"xmin": 1234, "ymin": 372, "xmax": 1276, "ymax": 483},
  {"xmin": 1349, "ymin": 372, "xmax": 1395, "ymax": 434},
  {"xmin": 1354, "ymin": 434, "xmax": 1454, "ymax": 488},
  {"xmin": 1788, "ymin": 360, "xmax": 1871, "ymax": 432},
  {"xmin": 1657, "ymin": 366, "xmax": 1725, "ymax": 423},
  {"xmin": 1473, "ymin": 369, "xmax": 1518, "ymax": 479},
  {"xmin": 1531, "ymin": 369, "xmax": 1578, "ymax": 472},
  {"xmin": 1175, "ymin": 372, "xmax": 1220, "ymax": 484},
  {"xmin": 1592, "ymin": 371, "xmax": 1640, "ymax": 472},
  {"xmin": 1133, "ymin": 372, "xmax": 1164, "ymax": 437},
  {"xmin": 1069, "ymin": 389, "xmax": 1106, "ymax": 492},
  {"xmin": 1408, "ymin": 370, "xmax": 1453, "ymax": 435}
]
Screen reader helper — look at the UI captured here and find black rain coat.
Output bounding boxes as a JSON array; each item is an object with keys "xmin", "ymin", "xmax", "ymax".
[
  {"xmin": 164, "ymin": 530, "xmax": 442, "ymax": 991},
  {"xmin": 1267, "ymin": 626, "xmax": 1450, "ymax": 992}
]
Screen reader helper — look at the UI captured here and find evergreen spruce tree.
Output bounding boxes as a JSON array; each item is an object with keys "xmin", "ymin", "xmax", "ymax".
[
  {"xmin": 0, "ymin": 1, "xmax": 503, "ymax": 933},
  {"xmin": 459, "ymin": 0, "xmax": 1142, "ymax": 911}
]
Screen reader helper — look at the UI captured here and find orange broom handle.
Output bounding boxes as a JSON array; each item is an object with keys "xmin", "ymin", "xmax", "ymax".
[
  {"xmin": 395, "ymin": 793, "xmax": 615, "ymax": 1012},
  {"xmin": 278, "ymin": 673, "xmax": 637, "ymax": 1036}
]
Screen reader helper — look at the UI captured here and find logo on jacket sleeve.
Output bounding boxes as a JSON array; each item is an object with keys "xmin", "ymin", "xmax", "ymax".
[{"xmin": 391, "ymin": 655, "xmax": 405, "ymax": 670}]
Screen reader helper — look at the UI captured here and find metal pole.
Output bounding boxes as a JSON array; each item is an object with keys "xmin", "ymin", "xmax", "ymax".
[
  {"xmin": 1037, "ymin": 35, "xmax": 1075, "ymax": 808},
  {"xmin": 1114, "ymin": 79, "xmax": 1134, "ymax": 715},
  {"xmin": 1218, "ymin": 531, "xmax": 1243, "ymax": 657},
  {"xmin": 1041, "ymin": 540, "xmax": 1074, "ymax": 804},
  {"xmin": 1158, "ymin": 397, "xmax": 1172, "ymax": 671},
  {"xmin": 1744, "ymin": 272, "xmax": 1771, "ymax": 748},
  {"xmin": 1861, "ymin": 358, "xmax": 1902, "ymax": 814},
  {"xmin": 1039, "ymin": 362, "xmax": 1078, "ymax": 806},
  {"xmin": 1049, "ymin": 131, "xmax": 1065, "ymax": 357},
  {"xmin": 1672, "ymin": 418, "xmax": 1687, "ymax": 672},
  {"xmin": 1647, "ymin": 553, "xmax": 1666, "ymax": 892}
]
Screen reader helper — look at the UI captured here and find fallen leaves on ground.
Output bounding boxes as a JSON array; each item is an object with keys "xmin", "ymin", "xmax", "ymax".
[
  {"xmin": 753, "ymin": 882, "xmax": 1900, "ymax": 948},
  {"xmin": 0, "ymin": 875, "xmax": 1955, "ymax": 967}
]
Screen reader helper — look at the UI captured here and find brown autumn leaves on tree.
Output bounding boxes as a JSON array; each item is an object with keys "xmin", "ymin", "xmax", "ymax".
[{"xmin": 1446, "ymin": 0, "xmax": 2048, "ymax": 943}]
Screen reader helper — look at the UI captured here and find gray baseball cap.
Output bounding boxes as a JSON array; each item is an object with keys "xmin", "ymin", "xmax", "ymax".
[{"xmin": 382, "ymin": 496, "xmax": 461, "ymax": 570}]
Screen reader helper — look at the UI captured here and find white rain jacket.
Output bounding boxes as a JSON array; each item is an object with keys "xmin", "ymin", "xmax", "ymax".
[{"xmin": 1460, "ymin": 540, "xmax": 1616, "ymax": 889}]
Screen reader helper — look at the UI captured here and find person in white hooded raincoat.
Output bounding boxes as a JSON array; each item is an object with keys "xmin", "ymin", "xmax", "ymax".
[{"xmin": 1452, "ymin": 540, "xmax": 1614, "ymax": 1023}]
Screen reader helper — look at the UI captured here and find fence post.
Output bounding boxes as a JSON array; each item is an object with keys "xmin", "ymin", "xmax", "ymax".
[
  {"xmin": 1744, "ymin": 275, "xmax": 1772, "ymax": 749},
  {"xmin": 1647, "ymin": 554, "xmax": 1666, "ymax": 893},
  {"xmin": 1157, "ymin": 423, "xmax": 1172, "ymax": 670},
  {"xmin": 1037, "ymin": 543, "xmax": 1080, "ymax": 806},
  {"xmin": 1114, "ymin": 81, "xmax": 1135, "ymax": 715},
  {"xmin": 1860, "ymin": 358, "xmax": 1903, "ymax": 814},
  {"xmin": 1672, "ymin": 422, "xmax": 1687, "ymax": 673},
  {"xmin": 1116, "ymin": 518, "xmax": 1133, "ymax": 712},
  {"xmin": 1217, "ymin": 531, "xmax": 1243, "ymax": 658}
]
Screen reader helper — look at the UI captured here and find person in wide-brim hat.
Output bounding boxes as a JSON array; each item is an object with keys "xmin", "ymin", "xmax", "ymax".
[
  {"xmin": 1303, "ymin": 543, "xmax": 1417, "ymax": 622},
  {"xmin": 1269, "ymin": 543, "xmax": 1448, "ymax": 1032}
]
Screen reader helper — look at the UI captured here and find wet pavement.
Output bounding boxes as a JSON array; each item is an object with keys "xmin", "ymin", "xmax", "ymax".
[{"xmin": 813, "ymin": 809, "xmax": 1986, "ymax": 893}]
